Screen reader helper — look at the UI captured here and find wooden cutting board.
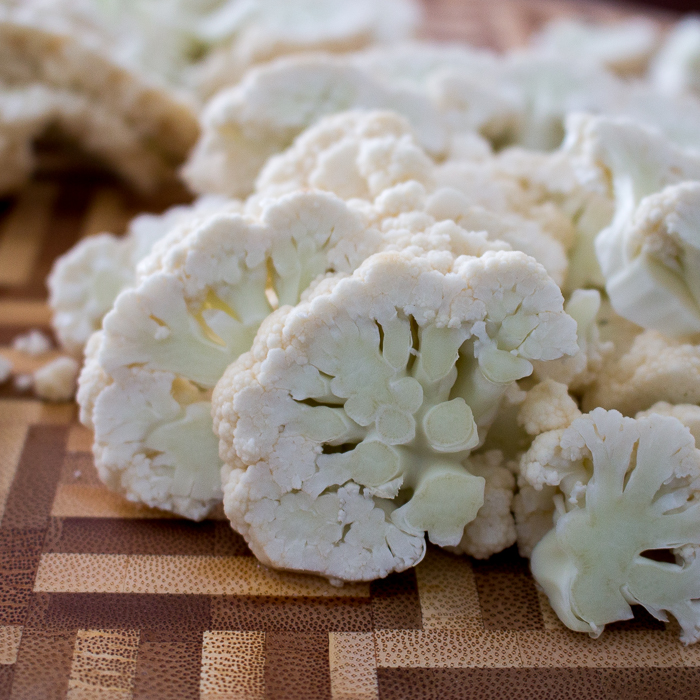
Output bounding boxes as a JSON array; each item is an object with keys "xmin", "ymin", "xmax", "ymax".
[{"xmin": 0, "ymin": 1, "xmax": 696, "ymax": 699}]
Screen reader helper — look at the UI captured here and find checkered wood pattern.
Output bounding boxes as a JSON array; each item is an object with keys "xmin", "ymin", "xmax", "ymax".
[{"xmin": 1, "ymin": 0, "xmax": 697, "ymax": 698}]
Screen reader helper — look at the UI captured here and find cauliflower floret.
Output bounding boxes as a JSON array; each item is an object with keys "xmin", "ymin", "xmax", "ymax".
[
  {"xmin": 532, "ymin": 289, "xmax": 612, "ymax": 392},
  {"xmin": 33, "ymin": 356, "xmax": 80, "ymax": 402},
  {"xmin": 650, "ymin": 17, "xmax": 700, "ymax": 98},
  {"xmin": 0, "ymin": 6, "xmax": 198, "ymax": 193},
  {"xmin": 182, "ymin": 54, "xmax": 447, "ymax": 199},
  {"xmin": 48, "ymin": 196, "xmax": 239, "ymax": 354},
  {"xmin": 637, "ymin": 402, "xmax": 700, "ymax": 446},
  {"xmin": 449, "ymin": 450, "xmax": 517, "ymax": 560},
  {"xmin": 0, "ymin": 355, "xmax": 12, "ymax": 383},
  {"xmin": 583, "ymin": 330, "xmax": 700, "ymax": 416},
  {"xmin": 78, "ymin": 191, "xmax": 389, "ymax": 520},
  {"xmin": 12, "ymin": 329, "xmax": 51, "ymax": 356},
  {"xmin": 524, "ymin": 408, "xmax": 700, "ymax": 645},
  {"xmin": 530, "ymin": 18, "xmax": 659, "ymax": 76},
  {"xmin": 212, "ymin": 249, "xmax": 577, "ymax": 581},
  {"xmin": 517, "ymin": 379, "xmax": 581, "ymax": 437}
]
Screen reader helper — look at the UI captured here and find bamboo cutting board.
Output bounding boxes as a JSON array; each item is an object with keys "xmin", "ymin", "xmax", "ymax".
[{"xmin": 0, "ymin": 1, "xmax": 696, "ymax": 699}]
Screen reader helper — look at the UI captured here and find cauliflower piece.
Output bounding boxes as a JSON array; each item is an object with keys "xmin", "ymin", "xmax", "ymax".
[
  {"xmin": 78, "ymin": 191, "xmax": 387, "ymax": 520},
  {"xmin": 48, "ymin": 196, "xmax": 239, "ymax": 355},
  {"xmin": 532, "ymin": 289, "xmax": 611, "ymax": 392},
  {"xmin": 530, "ymin": 18, "xmax": 659, "ymax": 76},
  {"xmin": 33, "ymin": 356, "xmax": 80, "ymax": 402},
  {"xmin": 637, "ymin": 402, "xmax": 700, "ymax": 446},
  {"xmin": 526, "ymin": 408, "xmax": 700, "ymax": 644},
  {"xmin": 181, "ymin": 54, "xmax": 448, "ymax": 198},
  {"xmin": 0, "ymin": 6, "xmax": 198, "ymax": 193},
  {"xmin": 256, "ymin": 110, "xmax": 435, "ymax": 201},
  {"xmin": 583, "ymin": 330, "xmax": 700, "ymax": 416},
  {"xmin": 650, "ymin": 17, "xmax": 700, "ymax": 98},
  {"xmin": 0, "ymin": 355, "xmax": 12, "ymax": 383},
  {"xmin": 14, "ymin": 374, "xmax": 32, "ymax": 392},
  {"xmin": 517, "ymin": 379, "xmax": 581, "ymax": 437},
  {"xmin": 449, "ymin": 450, "xmax": 517, "ymax": 560},
  {"xmin": 212, "ymin": 249, "xmax": 578, "ymax": 581},
  {"xmin": 565, "ymin": 114, "xmax": 700, "ymax": 336},
  {"xmin": 193, "ymin": 0, "xmax": 422, "ymax": 97},
  {"xmin": 12, "ymin": 329, "xmax": 51, "ymax": 356}
]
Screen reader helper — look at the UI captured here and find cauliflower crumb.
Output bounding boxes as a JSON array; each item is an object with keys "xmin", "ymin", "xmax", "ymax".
[
  {"xmin": 14, "ymin": 374, "xmax": 33, "ymax": 392},
  {"xmin": 12, "ymin": 329, "xmax": 52, "ymax": 356},
  {"xmin": 34, "ymin": 356, "xmax": 80, "ymax": 402}
]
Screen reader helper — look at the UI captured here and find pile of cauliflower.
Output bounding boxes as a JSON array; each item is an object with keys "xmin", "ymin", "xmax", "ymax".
[{"xmin": 10, "ymin": 1, "xmax": 700, "ymax": 645}]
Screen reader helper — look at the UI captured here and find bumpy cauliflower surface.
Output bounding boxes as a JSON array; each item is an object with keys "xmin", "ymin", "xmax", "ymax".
[
  {"xmin": 79, "ymin": 191, "xmax": 384, "ymax": 520},
  {"xmin": 212, "ymin": 248, "xmax": 577, "ymax": 581},
  {"xmin": 524, "ymin": 408, "xmax": 700, "ymax": 644},
  {"xmin": 48, "ymin": 196, "xmax": 238, "ymax": 355},
  {"xmin": 34, "ymin": 356, "xmax": 80, "ymax": 402}
]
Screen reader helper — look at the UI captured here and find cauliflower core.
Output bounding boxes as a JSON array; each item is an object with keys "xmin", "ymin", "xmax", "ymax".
[
  {"xmin": 79, "ymin": 191, "xmax": 383, "ymax": 520},
  {"xmin": 213, "ymin": 249, "xmax": 577, "ymax": 581},
  {"xmin": 527, "ymin": 408, "xmax": 700, "ymax": 644}
]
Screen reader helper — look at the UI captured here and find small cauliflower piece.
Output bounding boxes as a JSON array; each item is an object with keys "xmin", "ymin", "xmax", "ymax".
[
  {"xmin": 212, "ymin": 249, "xmax": 577, "ymax": 581},
  {"xmin": 79, "ymin": 191, "xmax": 385, "ymax": 520},
  {"xmin": 565, "ymin": 114, "xmax": 700, "ymax": 336},
  {"xmin": 650, "ymin": 17, "xmax": 700, "ymax": 98},
  {"xmin": 583, "ymin": 330, "xmax": 700, "ymax": 416},
  {"xmin": 12, "ymin": 329, "xmax": 51, "ymax": 356},
  {"xmin": 33, "ymin": 356, "xmax": 80, "ymax": 402},
  {"xmin": 449, "ymin": 450, "xmax": 517, "ymax": 560},
  {"xmin": 531, "ymin": 18, "xmax": 659, "ymax": 76},
  {"xmin": 48, "ymin": 196, "xmax": 239, "ymax": 354},
  {"xmin": 0, "ymin": 355, "xmax": 12, "ymax": 383},
  {"xmin": 182, "ymin": 54, "xmax": 448, "ymax": 198},
  {"xmin": 517, "ymin": 379, "xmax": 581, "ymax": 437},
  {"xmin": 526, "ymin": 408, "xmax": 700, "ymax": 644},
  {"xmin": 532, "ymin": 289, "xmax": 612, "ymax": 392}
]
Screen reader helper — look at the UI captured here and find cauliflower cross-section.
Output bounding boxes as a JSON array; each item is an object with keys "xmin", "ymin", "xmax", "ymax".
[
  {"xmin": 213, "ymin": 249, "xmax": 577, "ymax": 581},
  {"xmin": 530, "ymin": 408, "xmax": 700, "ymax": 644}
]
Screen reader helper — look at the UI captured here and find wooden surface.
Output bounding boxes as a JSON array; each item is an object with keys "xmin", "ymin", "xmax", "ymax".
[{"xmin": 0, "ymin": 1, "xmax": 697, "ymax": 699}]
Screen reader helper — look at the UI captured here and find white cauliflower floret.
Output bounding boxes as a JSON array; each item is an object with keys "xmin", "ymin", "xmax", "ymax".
[
  {"xmin": 33, "ymin": 356, "xmax": 80, "ymax": 402},
  {"xmin": 182, "ymin": 54, "xmax": 447, "ymax": 199},
  {"xmin": 583, "ymin": 330, "xmax": 700, "ymax": 416},
  {"xmin": 525, "ymin": 408, "xmax": 700, "ymax": 645},
  {"xmin": 48, "ymin": 196, "xmax": 239, "ymax": 354},
  {"xmin": 565, "ymin": 114, "xmax": 700, "ymax": 336},
  {"xmin": 256, "ymin": 110, "xmax": 434, "ymax": 201},
  {"xmin": 12, "ymin": 329, "xmax": 51, "ymax": 356},
  {"xmin": 449, "ymin": 450, "xmax": 517, "ymax": 560},
  {"xmin": 0, "ymin": 5, "xmax": 199, "ymax": 193},
  {"xmin": 212, "ymin": 249, "xmax": 577, "ymax": 581},
  {"xmin": 0, "ymin": 355, "xmax": 12, "ymax": 383},
  {"xmin": 78, "ymin": 191, "xmax": 388, "ymax": 520},
  {"xmin": 193, "ymin": 0, "xmax": 422, "ymax": 97},
  {"xmin": 532, "ymin": 289, "xmax": 612, "ymax": 392},
  {"xmin": 530, "ymin": 18, "xmax": 659, "ymax": 76},
  {"xmin": 650, "ymin": 17, "xmax": 700, "ymax": 98},
  {"xmin": 637, "ymin": 402, "xmax": 700, "ymax": 446},
  {"xmin": 517, "ymin": 379, "xmax": 581, "ymax": 437}
]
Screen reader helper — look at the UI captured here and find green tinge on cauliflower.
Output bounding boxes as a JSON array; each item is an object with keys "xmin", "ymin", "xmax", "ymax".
[
  {"xmin": 78, "ymin": 191, "xmax": 384, "ymax": 520},
  {"xmin": 48, "ymin": 195, "xmax": 238, "ymax": 354},
  {"xmin": 212, "ymin": 249, "xmax": 577, "ymax": 581},
  {"xmin": 525, "ymin": 408, "xmax": 700, "ymax": 645},
  {"xmin": 182, "ymin": 55, "xmax": 448, "ymax": 199}
]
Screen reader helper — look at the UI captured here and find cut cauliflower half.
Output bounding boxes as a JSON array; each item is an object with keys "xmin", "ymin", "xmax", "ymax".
[
  {"xmin": 48, "ymin": 196, "xmax": 239, "ymax": 355},
  {"xmin": 182, "ymin": 53, "xmax": 447, "ymax": 198},
  {"xmin": 0, "ymin": 6, "xmax": 199, "ymax": 192},
  {"xmin": 79, "ymin": 191, "xmax": 385, "ymax": 520},
  {"xmin": 212, "ymin": 248, "xmax": 577, "ymax": 581},
  {"xmin": 637, "ymin": 402, "xmax": 700, "ymax": 447},
  {"xmin": 565, "ymin": 114, "xmax": 700, "ymax": 335},
  {"xmin": 583, "ymin": 330, "xmax": 700, "ymax": 417},
  {"xmin": 526, "ymin": 408, "xmax": 700, "ymax": 644}
]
